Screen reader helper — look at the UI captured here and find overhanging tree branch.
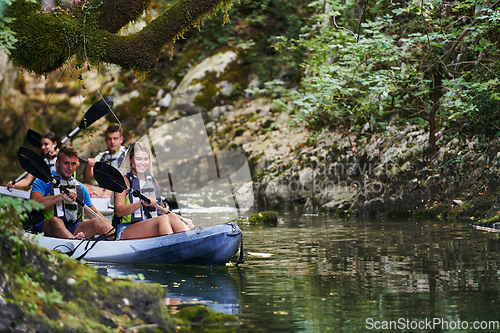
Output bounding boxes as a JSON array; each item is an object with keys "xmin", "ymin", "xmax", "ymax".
[{"xmin": 6, "ymin": 0, "xmax": 232, "ymax": 75}]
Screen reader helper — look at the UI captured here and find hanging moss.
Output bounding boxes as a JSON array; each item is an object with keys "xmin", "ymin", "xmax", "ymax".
[{"xmin": 7, "ymin": 0, "xmax": 80, "ymax": 75}]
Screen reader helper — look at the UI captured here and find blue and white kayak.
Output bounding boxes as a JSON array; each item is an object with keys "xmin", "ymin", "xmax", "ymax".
[
  {"xmin": 26, "ymin": 223, "xmax": 242, "ymax": 266},
  {"xmin": 0, "ymin": 185, "xmax": 115, "ymax": 215},
  {"xmin": 0, "ymin": 185, "xmax": 30, "ymax": 199}
]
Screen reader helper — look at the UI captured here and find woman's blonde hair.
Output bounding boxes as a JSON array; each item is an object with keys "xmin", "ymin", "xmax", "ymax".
[{"xmin": 119, "ymin": 142, "xmax": 154, "ymax": 176}]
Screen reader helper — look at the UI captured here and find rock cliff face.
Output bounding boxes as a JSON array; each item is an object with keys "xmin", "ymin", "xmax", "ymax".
[
  {"xmin": 0, "ymin": 51, "xmax": 26, "ymax": 142},
  {"xmin": 208, "ymin": 101, "xmax": 500, "ymax": 223},
  {"xmin": 0, "ymin": 51, "xmax": 31, "ymax": 178},
  {"xmin": 169, "ymin": 51, "xmax": 243, "ymax": 118}
]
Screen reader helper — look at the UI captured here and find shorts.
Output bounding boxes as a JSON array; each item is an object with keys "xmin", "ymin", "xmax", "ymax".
[
  {"xmin": 35, "ymin": 220, "xmax": 82, "ymax": 235},
  {"xmin": 116, "ymin": 223, "xmax": 130, "ymax": 240}
]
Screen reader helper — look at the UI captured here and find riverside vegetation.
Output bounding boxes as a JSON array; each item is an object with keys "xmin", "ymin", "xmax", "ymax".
[{"xmin": 0, "ymin": 0, "xmax": 500, "ymax": 332}]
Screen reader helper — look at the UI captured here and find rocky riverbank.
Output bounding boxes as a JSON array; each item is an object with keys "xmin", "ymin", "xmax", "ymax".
[
  {"xmin": 208, "ymin": 98, "xmax": 500, "ymax": 226},
  {"xmin": 0, "ymin": 197, "xmax": 239, "ymax": 332}
]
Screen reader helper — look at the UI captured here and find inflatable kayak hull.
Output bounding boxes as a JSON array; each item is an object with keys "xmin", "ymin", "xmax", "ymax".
[{"xmin": 27, "ymin": 223, "xmax": 242, "ymax": 266}]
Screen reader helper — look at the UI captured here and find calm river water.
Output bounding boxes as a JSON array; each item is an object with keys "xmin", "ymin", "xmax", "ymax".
[{"xmin": 96, "ymin": 214, "xmax": 500, "ymax": 332}]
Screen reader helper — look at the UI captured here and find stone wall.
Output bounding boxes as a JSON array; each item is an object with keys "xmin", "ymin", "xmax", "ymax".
[{"xmin": 209, "ymin": 101, "xmax": 500, "ymax": 222}]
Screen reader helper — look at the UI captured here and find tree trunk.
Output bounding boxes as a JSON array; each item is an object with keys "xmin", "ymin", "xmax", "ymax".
[{"xmin": 428, "ymin": 102, "xmax": 437, "ymax": 155}]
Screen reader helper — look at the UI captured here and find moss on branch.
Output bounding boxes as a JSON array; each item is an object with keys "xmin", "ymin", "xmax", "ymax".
[
  {"xmin": 97, "ymin": 0, "xmax": 153, "ymax": 33},
  {"xmin": 6, "ymin": 0, "xmax": 232, "ymax": 75}
]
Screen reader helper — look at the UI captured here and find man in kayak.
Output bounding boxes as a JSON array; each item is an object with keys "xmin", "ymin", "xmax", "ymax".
[
  {"xmin": 30, "ymin": 146, "xmax": 112, "ymax": 239},
  {"xmin": 83, "ymin": 124, "xmax": 128, "ymax": 181}
]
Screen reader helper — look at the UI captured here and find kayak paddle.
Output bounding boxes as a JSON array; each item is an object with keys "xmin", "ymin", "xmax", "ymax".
[
  {"xmin": 27, "ymin": 129, "xmax": 43, "ymax": 148},
  {"xmin": 26, "ymin": 128, "xmax": 87, "ymax": 164},
  {"xmin": 11, "ymin": 128, "xmax": 41, "ymax": 186},
  {"xmin": 11, "ymin": 96, "xmax": 114, "ymax": 187},
  {"xmin": 93, "ymin": 162, "xmax": 191, "ymax": 226},
  {"xmin": 60, "ymin": 96, "xmax": 114, "ymax": 145},
  {"xmin": 18, "ymin": 147, "xmax": 99, "ymax": 219}
]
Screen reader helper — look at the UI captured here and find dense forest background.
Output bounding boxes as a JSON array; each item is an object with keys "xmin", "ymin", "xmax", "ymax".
[{"xmin": 2, "ymin": 0, "xmax": 500, "ymax": 183}]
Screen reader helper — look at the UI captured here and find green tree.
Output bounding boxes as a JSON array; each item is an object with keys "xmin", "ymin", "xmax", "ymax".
[{"xmin": 286, "ymin": 0, "xmax": 500, "ymax": 153}]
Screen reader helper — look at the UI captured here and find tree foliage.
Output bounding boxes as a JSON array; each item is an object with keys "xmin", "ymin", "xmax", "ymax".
[
  {"xmin": 3, "ymin": 0, "xmax": 233, "ymax": 75},
  {"xmin": 279, "ymin": 0, "xmax": 500, "ymax": 153},
  {"xmin": 154, "ymin": 0, "xmax": 312, "ymax": 86}
]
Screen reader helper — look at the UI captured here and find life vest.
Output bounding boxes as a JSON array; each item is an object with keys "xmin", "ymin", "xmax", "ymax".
[
  {"xmin": 44, "ymin": 156, "xmax": 57, "ymax": 174},
  {"xmin": 43, "ymin": 174, "xmax": 84, "ymax": 227},
  {"xmin": 100, "ymin": 146, "xmax": 127, "ymax": 169},
  {"xmin": 125, "ymin": 171, "xmax": 162, "ymax": 223}
]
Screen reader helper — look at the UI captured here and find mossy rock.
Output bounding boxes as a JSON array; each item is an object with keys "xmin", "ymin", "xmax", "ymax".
[
  {"xmin": 449, "ymin": 192, "xmax": 495, "ymax": 219},
  {"xmin": 175, "ymin": 305, "xmax": 240, "ymax": 329},
  {"xmin": 248, "ymin": 211, "xmax": 279, "ymax": 226},
  {"xmin": 413, "ymin": 202, "xmax": 449, "ymax": 219},
  {"xmin": 475, "ymin": 212, "xmax": 500, "ymax": 227}
]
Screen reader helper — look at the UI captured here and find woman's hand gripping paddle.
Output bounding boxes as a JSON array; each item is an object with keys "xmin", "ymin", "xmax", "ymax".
[
  {"xmin": 93, "ymin": 162, "xmax": 193, "ymax": 226},
  {"xmin": 18, "ymin": 147, "xmax": 99, "ymax": 219}
]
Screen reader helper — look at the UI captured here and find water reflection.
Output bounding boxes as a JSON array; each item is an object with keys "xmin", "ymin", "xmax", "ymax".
[
  {"xmin": 95, "ymin": 263, "xmax": 242, "ymax": 315},
  {"xmin": 95, "ymin": 215, "xmax": 500, "ymax": 332},
  {"xmin": 237, "ymin": 215, "xmax": 500, "ymax": 332}
]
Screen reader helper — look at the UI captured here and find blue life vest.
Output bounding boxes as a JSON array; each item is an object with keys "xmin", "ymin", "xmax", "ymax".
[{"xmin": 125, "ymin": 172, "xmax": 162, "ymax": 223}]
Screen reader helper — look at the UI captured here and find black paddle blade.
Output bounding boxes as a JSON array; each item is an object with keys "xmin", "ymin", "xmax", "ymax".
[
  {"xmin": 18, "ymin": 147, "xmax": 52, "ymax": 183},
  {"xmin": 94, "ymin": 162, "xmax": 127, "ymax": 193},
  {"xmin": 27, "ymin": 129, "xmax": 42, "ymax": 148},
  {"xmin": 78, "ymin": 96, "xmax": 114, "ymax": 129}
]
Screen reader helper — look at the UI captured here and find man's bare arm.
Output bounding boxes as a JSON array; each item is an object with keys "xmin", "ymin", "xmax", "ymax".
[
  {"xmin": 82, "ymin": 158, "xmax": 96, "ymax": 181},
  {"xmin": 30, "ymin": 191, "xmax": 69, "ymax": 209}
]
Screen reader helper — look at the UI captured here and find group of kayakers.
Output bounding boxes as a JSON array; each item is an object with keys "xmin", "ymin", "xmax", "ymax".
[{"xmin": 6, "ymin": 125, "xmax": 193, "ymax": 241}]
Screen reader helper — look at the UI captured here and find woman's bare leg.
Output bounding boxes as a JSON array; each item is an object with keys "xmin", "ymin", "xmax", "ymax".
[
  {"xmin": 168, "ymin": 214, "xmax": 190, "ymax": 233},
  {"xmin": 120, "ymin": 216, "xmax": 173, "ymax": 240}
]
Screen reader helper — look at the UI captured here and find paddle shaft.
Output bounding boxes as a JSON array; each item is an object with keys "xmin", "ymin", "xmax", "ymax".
[
  {"xmin": 131, "ymin": 190, "xmax": 189, "ymax": 225},
  {"xmin": 18, "ymin": 147, "xmax": 100, "ymax": 220},
  {"xmin": 12, "ymin": 96, "xmax": 112, "ymax": 186},
  {"xmin": 12, "ymin": 153, "xmax": 84, "ymax": 187},
  {"xmin": 13, "ymin": 171, "xmax": 28, "ymax": 184},
  {"xmin": 93, "ymin": 161, "xmax": 191, "ymax": 226},
  {"xmin": 11, "ymin": 132, "xmax": 80, "ymax": 187}
]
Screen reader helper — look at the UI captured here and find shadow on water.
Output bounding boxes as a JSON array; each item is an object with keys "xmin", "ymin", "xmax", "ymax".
[{"xmin": 94, "ymin": 263, "xmax": 242, "ymax": 315}]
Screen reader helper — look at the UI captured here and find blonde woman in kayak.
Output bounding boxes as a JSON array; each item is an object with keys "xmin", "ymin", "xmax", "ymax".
[{"xmin": 113, "ymin": 142, "xmax": 192, "ymax": 240}]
